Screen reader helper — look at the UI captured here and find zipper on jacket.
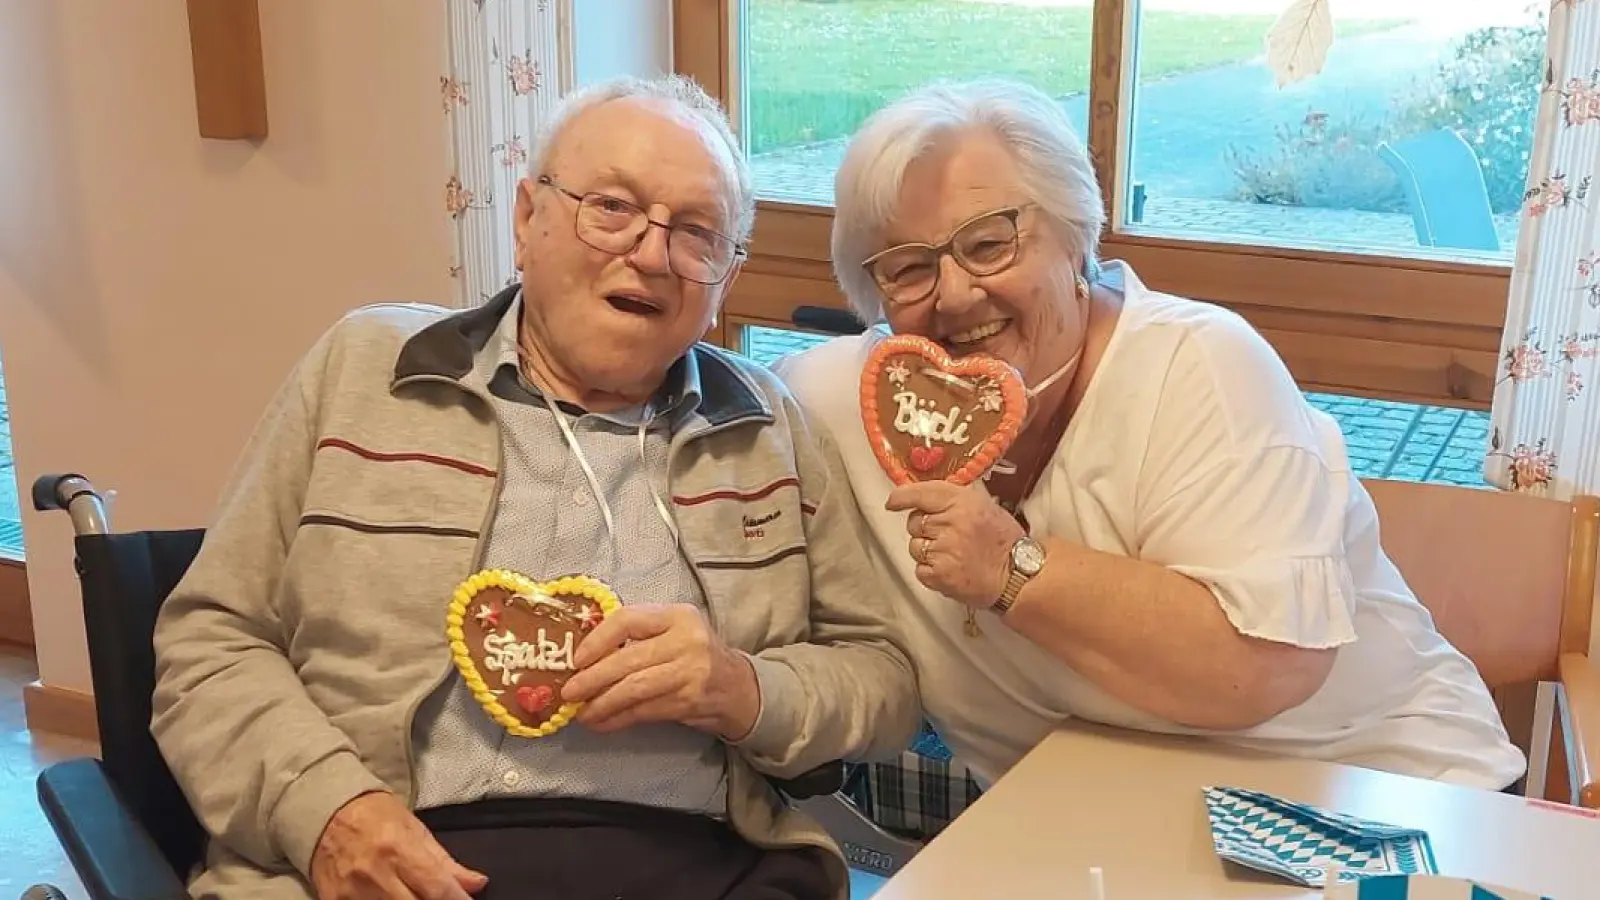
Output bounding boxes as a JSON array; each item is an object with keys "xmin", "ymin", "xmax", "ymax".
[
  {"xmin": 392, "ymin": 372, "xmax": 507, "ymax": 810},
  {"xmin": 388, "ymin": 381, "xmax": 769, "ymax": 809},
  {"xmin": 664, "ymin": 414, "xmax": 797, "ymax": 837}
]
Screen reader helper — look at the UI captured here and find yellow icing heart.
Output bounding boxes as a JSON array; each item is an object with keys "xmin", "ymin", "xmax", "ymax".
[{"xmin": 445, "ymin": 569, "xmax": 621, "ymax": 738}]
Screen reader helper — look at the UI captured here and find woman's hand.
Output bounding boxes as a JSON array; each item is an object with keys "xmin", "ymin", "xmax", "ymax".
[{"xmin": 886, "ymin": 480, "xmax": 1026, "ymax": 608}]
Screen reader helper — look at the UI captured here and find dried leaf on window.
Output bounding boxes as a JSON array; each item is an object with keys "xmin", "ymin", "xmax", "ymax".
[{"xmin": 1265, "ymin": 0, "xmax": 1334, "ymax": 88}]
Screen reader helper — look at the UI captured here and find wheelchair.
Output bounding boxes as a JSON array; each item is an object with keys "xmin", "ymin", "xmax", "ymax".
[{"xmin": 22, "ymin": 473, "xmax": 923, "ymax": 900}]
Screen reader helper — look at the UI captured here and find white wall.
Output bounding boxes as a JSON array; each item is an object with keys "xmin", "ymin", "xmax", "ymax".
[
  {"xmin": 1, "ymin": 0, "xmax": 677, "ymax": 701},
  {"xmin": 0, "ymin": 0, "xmax": 453, "ymax": 695},
  {"xmin": 574, "ymin": 0, "xmax": 672, "ymax": 86}
]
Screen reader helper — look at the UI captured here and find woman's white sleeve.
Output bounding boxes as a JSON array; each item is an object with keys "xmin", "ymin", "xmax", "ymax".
[{"xmin": 1133, "ymin": 322, "xmax": 1360, "ymax": 650}]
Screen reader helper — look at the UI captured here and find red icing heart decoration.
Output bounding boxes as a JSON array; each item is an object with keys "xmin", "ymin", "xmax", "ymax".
[
  {"xmin": 860, "ymin": 334, "xmax": 1027, "ymax": 486},
  {"xmin": 908, "ymin": 445, "xmax": 946, "ymax": 473},
  {"xmin": 516, "ymin": 684, "xmax": 554, "ymax": 715}
]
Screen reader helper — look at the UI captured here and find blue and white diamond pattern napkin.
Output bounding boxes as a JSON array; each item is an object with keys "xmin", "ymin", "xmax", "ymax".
[
  {"xmin": 1203, "ymin": 786, "xmax": 1438, "ymax": 887},
  {"xmin": 1326, "ymin": 874, "xmax": 1557, "ymax": 899}
]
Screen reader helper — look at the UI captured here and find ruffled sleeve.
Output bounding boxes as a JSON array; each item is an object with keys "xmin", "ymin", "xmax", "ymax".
[
  {"xmin": 1164, "ymin": 551, "xmax": 1358, "ymax": 649},
  {"xmin": 1133, "ymin": 315, "xmax": 1363, "ymax": 651}
]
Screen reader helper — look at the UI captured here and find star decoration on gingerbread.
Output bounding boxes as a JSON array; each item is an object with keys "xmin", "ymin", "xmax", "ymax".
[
  {"xmin": 474, "ymin": 601, "xmax": 501, "ymax": 629},
  {"xmin": 886, "ymin": 360, "xmax": 911, "ymax": 385},
  {"xmin": 577, "ymin": 605, "xmax": 603, "ymax": 631},
  {"xmin": 978, "ymin": 381, "xmax": 1004, "ymax": 412}
]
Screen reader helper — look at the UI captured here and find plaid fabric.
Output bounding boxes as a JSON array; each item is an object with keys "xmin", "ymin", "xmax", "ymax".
[{"xmin": 843, "ymin": 723, "xmax": 984, "ymax": 840}]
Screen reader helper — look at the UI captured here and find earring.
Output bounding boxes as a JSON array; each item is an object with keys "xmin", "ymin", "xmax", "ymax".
[{"xmin": 1075, "ymin": 275, "xmax": 1089, "ymax": 300}]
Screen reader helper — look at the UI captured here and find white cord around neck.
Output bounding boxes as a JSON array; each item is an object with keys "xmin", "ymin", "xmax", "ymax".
[
  {"xmin": 540, "ymin": 394, "xmax": 681, "ymax": 550},
  {"xmin": 1025, "ymin": 345, "xmax": 1081, "ymax": 400}
]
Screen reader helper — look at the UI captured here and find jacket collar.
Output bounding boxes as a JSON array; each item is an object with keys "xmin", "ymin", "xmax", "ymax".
[{"xmin": 393, "ymin": 282, "xmax": 771, "ymax": 428}]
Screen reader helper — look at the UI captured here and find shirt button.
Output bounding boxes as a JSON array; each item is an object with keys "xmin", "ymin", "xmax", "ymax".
[
  {"xmin": 501, "ymin": 770, "xmax": 520, "ymax": 787},
  {"xmin": 572, "ymin": 490, "xmax": 589, "ymax": 506}
]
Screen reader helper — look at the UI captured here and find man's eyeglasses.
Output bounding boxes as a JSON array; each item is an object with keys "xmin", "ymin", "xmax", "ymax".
[
  {"xmin": 862, "ymin": 206, "xmax": 1029, "ymax": 307},
  {"xmin": 537, "ymin": 175, "xmax": 746, "ymax": 286}
]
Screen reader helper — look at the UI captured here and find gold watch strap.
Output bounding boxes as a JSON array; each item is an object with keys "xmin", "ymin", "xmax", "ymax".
[{"xmin": 993, "ymin": 569, "xmax": 1028, "ymax": 616}]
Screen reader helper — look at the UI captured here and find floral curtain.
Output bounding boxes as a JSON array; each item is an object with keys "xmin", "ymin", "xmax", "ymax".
[
  {"xmin": 1485, "ymin": 0, "xmax": 1600, "ymax": 498},
  {"xmin": 442, "ymin": 0, "xmax": 573, "ymax": 308}
]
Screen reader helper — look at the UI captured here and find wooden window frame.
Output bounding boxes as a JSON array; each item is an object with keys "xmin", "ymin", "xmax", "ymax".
[{"xmin": 674, "ymin": 0, "xmax": 1511, "ymax": 408}]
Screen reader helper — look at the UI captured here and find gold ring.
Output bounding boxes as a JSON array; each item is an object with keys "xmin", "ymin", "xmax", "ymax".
[{"xmin": 913, "ymin": 537, "xmax": 931, "ymax": 565}]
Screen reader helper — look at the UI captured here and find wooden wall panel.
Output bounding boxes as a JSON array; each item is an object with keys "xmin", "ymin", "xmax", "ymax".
[
  {"xmin": 0, "ymin": 560, "xmax": 31, "ymax": 647},
  {"xmin": 722, "ymin": 264, "xmax": 1502, "ymax": 407},
  {"xmin": 673, "ymin": 0, "xmax": 730, "ymax": 101},
  {"xmin": 186, "ymin": 0, "xmax": 268, "ymax": 140}
]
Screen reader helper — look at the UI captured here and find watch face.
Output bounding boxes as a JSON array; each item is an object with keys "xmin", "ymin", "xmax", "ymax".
[{"xmin": 1012, "ymin": 537, "xmax": 1046, "ymax": 575}]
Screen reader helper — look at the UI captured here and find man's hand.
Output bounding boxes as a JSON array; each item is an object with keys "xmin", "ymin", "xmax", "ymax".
[
  {"xmin": 310, "ymin": 792, "xmax": 488, "ymax": 900},
  {"xmin": 561, "ymin": 604, "xmax": 761, "ymax": 740}
]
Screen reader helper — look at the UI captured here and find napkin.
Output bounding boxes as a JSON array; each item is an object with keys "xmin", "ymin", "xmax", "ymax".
[
  {"xmin": 1326, "ymin": 874, "xmax": 1557, "ymax": 899},
  {"xmin": 1203, "ymin": 785, "xmax": 1438, "ymax": 887}
]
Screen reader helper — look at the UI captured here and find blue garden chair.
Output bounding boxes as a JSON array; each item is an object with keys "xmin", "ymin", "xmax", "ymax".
[{"xmin": 1377, "ymin": 128, "xmax": 1501, "ymax": 253}]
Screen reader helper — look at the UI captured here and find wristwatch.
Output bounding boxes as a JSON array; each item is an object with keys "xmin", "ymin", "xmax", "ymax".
[{"xmin": 993, "ymin": 536, "xmax": 1046, "ymax": 616}]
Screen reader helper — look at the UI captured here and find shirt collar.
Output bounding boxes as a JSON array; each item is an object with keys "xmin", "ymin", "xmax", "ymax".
[{"xmin": 483, "ymin": 290, "xmax": 702, "ymax": 427}]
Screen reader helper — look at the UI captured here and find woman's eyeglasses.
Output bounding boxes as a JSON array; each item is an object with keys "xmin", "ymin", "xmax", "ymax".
[{"xmin": 862, "ymin": 206, "xmax": 1029, "ymax": 307}]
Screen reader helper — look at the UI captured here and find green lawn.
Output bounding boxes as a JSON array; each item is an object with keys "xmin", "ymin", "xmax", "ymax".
[{"xmin": 746, "ymin": 0, "xmax": 1406, "ymax": 154}]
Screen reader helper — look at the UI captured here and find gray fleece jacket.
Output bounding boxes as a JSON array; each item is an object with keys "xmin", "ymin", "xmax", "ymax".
[{"xmin": 150, "ymin": 286, "xmax": 920, "ymax": 900}]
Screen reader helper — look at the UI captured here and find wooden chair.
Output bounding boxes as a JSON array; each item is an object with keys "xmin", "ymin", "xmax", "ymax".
[{"xmin": 1361, "ymin": 477, "xmax": 1600, "ymax": 807}]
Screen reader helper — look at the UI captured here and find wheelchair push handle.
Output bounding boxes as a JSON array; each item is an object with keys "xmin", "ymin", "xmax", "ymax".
[{"xmin": 31, "ymin": 473, "xmax": 113, "ymax": 538}]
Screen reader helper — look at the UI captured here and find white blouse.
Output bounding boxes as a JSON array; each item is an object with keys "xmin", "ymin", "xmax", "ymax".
[{"xmin": 773, "ymin": 261, "xmax": 1525, "ymax": 791}]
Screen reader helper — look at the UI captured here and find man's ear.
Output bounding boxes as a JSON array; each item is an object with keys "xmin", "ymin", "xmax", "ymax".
[{"xmin": 512, "ymin": 177, "xmax": 538, "ymax": 254}]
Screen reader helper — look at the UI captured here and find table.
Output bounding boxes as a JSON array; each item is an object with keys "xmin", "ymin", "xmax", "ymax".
[{"xmin": 872, "ymin": 722, "xmax": 1599, "ymax": 899}]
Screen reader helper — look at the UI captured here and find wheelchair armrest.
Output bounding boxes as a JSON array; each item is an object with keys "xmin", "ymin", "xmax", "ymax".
[
  {"xmin": 37, "ymin": 758, "xmax": 191, "ymax": 900},
  {"xmin": 767, "ymin": 761, "xmax": 845, "ymax": 799},
  {"xmin": 790, "ymin": 306, "xmax": 867, "ymax": 337}
]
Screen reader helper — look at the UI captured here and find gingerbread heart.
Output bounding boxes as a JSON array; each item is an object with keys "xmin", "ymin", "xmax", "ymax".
[
  {"xmin": 446, "ymin": 569, "xmax": 619, "ymax": 738},
  {"xmin": 860, "ymin": 334, "xmax": 1027, "ymax": 486}
]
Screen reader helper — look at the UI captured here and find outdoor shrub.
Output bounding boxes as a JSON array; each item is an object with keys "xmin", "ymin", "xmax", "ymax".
[
  {"xmin": 1391, "ymin": 14, "xmax": 1546, "ymax": 214},
  {"xmin": 1225, "ymin": 111, "xmax": 1406, "ymax": 212},
  {"xmin": 1228, "ymin": 11, "xmax": 1546, "ymax": 215}
]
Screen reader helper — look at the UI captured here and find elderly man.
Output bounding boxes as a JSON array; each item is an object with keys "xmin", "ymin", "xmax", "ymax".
[{"xmin": 150, "ymin": 74, "xmax": 918, "ymax": 900}]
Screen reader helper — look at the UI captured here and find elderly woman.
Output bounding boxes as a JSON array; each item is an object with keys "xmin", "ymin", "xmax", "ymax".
[{"xmin": 772, "ymin": 79, "xmax": 1524, "ymax": 793}]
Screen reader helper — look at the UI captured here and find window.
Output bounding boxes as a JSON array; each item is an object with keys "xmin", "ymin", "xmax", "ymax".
[
  {"xmin": 675, "ymin": 0, "xmax": 1533, "ymax": 434},
  {"xmin": 0, "ymin": 364, "xmax": 20, "ymax": 558},
  {"xmin": 738, "ymin": 324, "xmax": 1490, "ymax": 487},
  {"xmin": 1124, "ymin": 1, "xmax": 1542, "ymax": 263},
  {"xmin": 738, "ymin": 1, "xmax": 1543, "ymax": 265},
  {"xmin": 744, "ymin": 0, "xmax": 1100, "ymax": 206}
]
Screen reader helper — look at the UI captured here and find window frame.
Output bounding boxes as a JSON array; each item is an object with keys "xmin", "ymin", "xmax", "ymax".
[{"xmin": 675, "ymin": 0, "xmax": 1513, "ymax": 408}]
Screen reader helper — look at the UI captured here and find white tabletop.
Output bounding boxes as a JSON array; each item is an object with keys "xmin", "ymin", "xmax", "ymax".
[{"xmin": 873, "ymin": 723, "xmax": 1599, "ymax": 899}]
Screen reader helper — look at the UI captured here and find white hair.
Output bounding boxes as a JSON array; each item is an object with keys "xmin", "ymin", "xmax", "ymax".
[
  {"xmin": 831, "ymin": 79, "xmax": 1106, "ymax": 324},
  {"xmin": 529, "ymin": 74, "xmax": 755, "ymax": 243}
]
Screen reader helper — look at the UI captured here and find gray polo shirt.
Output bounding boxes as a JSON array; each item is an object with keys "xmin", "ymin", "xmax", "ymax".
[{"xmin": 409, "ymin": 294, "xmax": 728, "ymax": 815}]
